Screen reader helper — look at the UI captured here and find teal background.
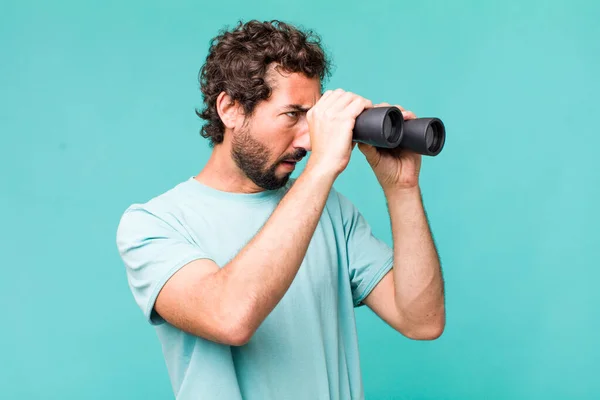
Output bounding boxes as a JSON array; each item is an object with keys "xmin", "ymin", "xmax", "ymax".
[{"xmin": 2, "ymin": 0, "xmax": 599, "ymax": 398}]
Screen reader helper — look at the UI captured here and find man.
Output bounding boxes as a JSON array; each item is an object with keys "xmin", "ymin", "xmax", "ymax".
[{"xmin": 116, "ymin": 19, "xmax": 445, "ymax": 400}]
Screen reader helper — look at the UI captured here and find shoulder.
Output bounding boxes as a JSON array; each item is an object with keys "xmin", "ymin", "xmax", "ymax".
[
  {"xmin": 322, "ymin": 185, "xmax": 371, "ymax": 239},
  {"xmin": 116, "ymin": 179, "xmax": 193, "ymax": 241},
  {"xmin": 326, "ymin": 184, "xmax": 359, "ymax": 218}
]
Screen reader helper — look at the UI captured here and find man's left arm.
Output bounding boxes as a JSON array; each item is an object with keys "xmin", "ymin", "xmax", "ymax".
[
  {"xmin": 362, "ymin": 185, "xmax": 445, "ymax": 340},
  {"xmin": 357, "ymin": 103, "xmax": 445, "ymax": 340}
]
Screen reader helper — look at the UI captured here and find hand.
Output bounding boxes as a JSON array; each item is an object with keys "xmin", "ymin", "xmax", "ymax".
[
  {"xmin": 306, "ymin": 89, "xmax": 373, "ymax": 177},
  {"xmin": 357, "ymin": 103, "xmax": 422, "ymax": 191}
]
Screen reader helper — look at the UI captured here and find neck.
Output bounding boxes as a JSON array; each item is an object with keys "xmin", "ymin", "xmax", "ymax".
[{"xmin": 195, "ymin": 143, "xmax": 264, "ymax": 194}]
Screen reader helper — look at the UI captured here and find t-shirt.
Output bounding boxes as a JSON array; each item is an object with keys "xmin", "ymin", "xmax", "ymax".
[{"xmin": 115, "ymin": 176, "xmax": 394, "ymax": 400}]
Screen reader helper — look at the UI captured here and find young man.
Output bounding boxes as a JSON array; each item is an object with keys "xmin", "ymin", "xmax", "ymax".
[{"xmin": 116, "ymin": 19, "xmax": 445, "ymax": 400}]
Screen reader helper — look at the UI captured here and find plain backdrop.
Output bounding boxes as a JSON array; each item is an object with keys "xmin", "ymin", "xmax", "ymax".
[{"xmin": 1, "ymin": 0, "xmax": 599, "ymax": 398}]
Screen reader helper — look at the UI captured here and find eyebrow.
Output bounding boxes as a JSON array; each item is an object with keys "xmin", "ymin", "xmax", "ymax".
[{"xmin": 282, "ymin": 104, "xmax": 311, "ymax": 113}]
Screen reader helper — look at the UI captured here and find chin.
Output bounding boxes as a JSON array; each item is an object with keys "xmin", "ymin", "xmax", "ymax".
[{"xmin": 251, "ymin": 175, "xmax": 289, "ymax": 191}]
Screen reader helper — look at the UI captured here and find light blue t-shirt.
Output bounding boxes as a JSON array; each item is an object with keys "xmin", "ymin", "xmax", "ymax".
[{"xmin": 116, "ymin": 176, "xmax": 393, "ymax": 400}]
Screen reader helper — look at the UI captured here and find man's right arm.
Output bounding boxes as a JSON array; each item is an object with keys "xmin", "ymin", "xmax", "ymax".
[
  {"xmin": 154, "ymin": 164, "xmax": 336, "ymax": 346},
  {"xmin": 135, "ymin": 89, "xmax": 371, "ymax": 346}
]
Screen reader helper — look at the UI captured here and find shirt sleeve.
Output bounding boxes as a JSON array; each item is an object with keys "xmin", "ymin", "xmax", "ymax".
[
  {"xmin": 115, "ymin": 206, "xmax": 212, "ymax": 325},
  {"xmin": 336, "ymin": 190, "xmax": 394, "ymax": 307}
]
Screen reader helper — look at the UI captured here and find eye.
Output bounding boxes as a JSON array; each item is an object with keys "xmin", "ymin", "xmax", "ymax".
[{"xmin": 285, "ymin": 111, "xmax": 299, "ymax": 118}]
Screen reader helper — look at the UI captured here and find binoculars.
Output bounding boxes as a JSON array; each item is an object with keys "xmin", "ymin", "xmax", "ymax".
[{"xmin": 353, "ymin": 107, "xmax": 446, "ymax": 156}]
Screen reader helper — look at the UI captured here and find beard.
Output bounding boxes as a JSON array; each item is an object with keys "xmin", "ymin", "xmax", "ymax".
[{"xmin": 231, "ymin": 123, "xmax": 307, "ymax": 191}]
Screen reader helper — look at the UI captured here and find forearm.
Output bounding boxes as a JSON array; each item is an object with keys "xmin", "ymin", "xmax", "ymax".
[
  {"xmin": 385, "ymin": 185, "xmax": 445, "ymax": 332},
  {"xmin": 215, "ymin": 163, "xmax": 337, "ymax": 336}
]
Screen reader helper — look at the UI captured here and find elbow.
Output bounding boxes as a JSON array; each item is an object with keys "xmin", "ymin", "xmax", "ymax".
[
  {"xmin": 214, "ymin": 308, "xmax": 259, "ymax": 346},
  {"xmin": 399, "ymin": 309, "xmax": 446, "ymax": 341},
  {"xmin": 208, "ymin": 292, "xmax": 265, "ymax": 346},
  {"xmin": 185, "ymin": 314, "xmax": 255, "ymax": 347},
  {"xmin": 404, "ymin": 321, "xmax": 445, "ymax": 341},
  {"xmin": 222, "ymin": 328, "xmax": 253, "ymax": 347},
  {"xmin": 216, "ymin": 318, "xmax": 255, "ymax": 346}
]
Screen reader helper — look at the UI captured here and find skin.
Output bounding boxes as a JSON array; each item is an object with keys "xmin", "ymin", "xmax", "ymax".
[{"xmin": 154, "ymin": 65, "xmax": 445, "ymax": 346}]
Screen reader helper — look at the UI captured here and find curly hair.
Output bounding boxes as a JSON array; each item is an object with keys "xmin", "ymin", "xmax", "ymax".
[{"xmin": 195, "ymin": 20, "xmax": 333, "ymax": 146}]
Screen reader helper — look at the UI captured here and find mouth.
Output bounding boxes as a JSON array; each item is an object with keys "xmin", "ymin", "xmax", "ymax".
[{"xmin": 280, "ymin": 160, "xmax": 299, "ymax": 169}]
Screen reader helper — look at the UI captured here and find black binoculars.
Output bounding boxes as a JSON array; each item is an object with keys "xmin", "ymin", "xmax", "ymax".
[{"xmin": 353, "ymin": 107, "xmax": 445, "ymax": 156}]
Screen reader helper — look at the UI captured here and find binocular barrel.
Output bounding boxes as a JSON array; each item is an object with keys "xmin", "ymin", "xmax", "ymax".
[{"xmin": 352, "ymin": 107, "xmax": 446, "ymax": 156}]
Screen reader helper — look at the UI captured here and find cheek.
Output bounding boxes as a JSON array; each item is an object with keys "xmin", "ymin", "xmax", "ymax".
[
  {"xmin": 249, "ymin": 114, "xmax": 298, "ymax": 156},
  {"xmin": 262, "ymin": 119, "xmax": 297, "ymax": 144}
]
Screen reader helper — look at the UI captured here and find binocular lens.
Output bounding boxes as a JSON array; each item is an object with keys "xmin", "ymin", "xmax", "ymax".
[
  {"xmin": 383, "ymin": 111, "xmax": 402, "ymax": 143},
  {"xmin": 425, "ymin": 120, "xmax": 444, "ymax": 154},
  {"xmin": 426, "ymin": 126, "xmax": 434, "ymax": 148},
  {"xmin": 383, "ymin": 114, "xmax": 392, "ymax": 138}
]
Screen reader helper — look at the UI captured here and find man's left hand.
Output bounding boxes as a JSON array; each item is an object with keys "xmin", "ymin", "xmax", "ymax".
[{"xmin": 357, "ymin": 103, "xmax": 422, "ymax": 191}]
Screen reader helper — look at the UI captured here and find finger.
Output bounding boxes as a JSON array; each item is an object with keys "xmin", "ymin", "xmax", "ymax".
[
  {"xmin": 345, "ymin": 96, "xmax": 372, "ymax": 119},
  {"xmin": 320, "ymin": 89, "xmax": 333, "ymax": 102},
  {"xmin": 321, "ymin": 88, "xmax": 347, "ymax": 109},
  {"xmin": 357, "ymin": 142, "xmax": 378, "ymax": 162},
  {"xmin": 311, "ymin": 89, "xmax": 345, "ymax": 121},
  {"xmin": 313, "ymin": 88, "xmax": 340, "ymax": 112},
  {"xmin": 401, "ymin": 110, "xmax": 417, "ymax": 120},
  {"xmin": 330, "ymin": 90, "xmax": 362, "ymax": 113},
  {"xmin": 374, "ymin": 102, "xmax": 391, "ymax": 108},
  {"xmin": 311, "ymin": 90, "xmax": 333, "ymax": 114}
]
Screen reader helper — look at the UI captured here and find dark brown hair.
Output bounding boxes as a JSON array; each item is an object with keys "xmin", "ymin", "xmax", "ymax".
[{"xmin": 195, "ymin": 20, "xmax": 333, "ymax": 146}]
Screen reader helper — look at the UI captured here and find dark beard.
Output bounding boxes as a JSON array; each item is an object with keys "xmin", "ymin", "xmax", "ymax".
[{"xmin": 231, "ymin": 126, "xmax": 307, "ymax": 191}]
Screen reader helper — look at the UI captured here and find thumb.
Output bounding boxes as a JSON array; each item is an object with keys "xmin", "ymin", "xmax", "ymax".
[{"xmin": 357, "ymin": 142, "xmax": 379, "ymax": 165}]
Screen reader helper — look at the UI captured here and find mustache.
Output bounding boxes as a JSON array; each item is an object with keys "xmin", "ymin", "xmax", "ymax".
[{"xmin": 280, "ymin": 148, "xmax": 307, "ymax": 162}]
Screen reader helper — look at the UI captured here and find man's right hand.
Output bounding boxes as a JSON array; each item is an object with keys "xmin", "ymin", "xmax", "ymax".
[{"xmin": 306, "ymin": 89, "xmax": 373, "ymax": 177}]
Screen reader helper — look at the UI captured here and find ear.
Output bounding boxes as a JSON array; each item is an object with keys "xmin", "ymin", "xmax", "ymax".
[{"xmin": 216, "ymin": 91, "xmax": 241, "ymax": 129}]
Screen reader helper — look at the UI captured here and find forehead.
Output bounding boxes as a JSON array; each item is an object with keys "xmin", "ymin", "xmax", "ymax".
[{"xmin": 266, "ymin": 67, "xmax": 321, "ymax": 107}]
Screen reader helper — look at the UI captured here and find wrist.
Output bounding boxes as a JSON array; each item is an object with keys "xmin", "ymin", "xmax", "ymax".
[
  {"xmin": 383, "ymin": 184, "xmax": 422, "ymax": 202},
  {"xmin": 304, "ymin": 158, "xmax": 341, "ymax": 182}
]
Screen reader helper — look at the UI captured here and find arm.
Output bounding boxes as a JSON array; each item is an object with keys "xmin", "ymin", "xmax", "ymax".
[
  {"xmin": 154, "ymin": 165, "xmax": 336, "ymax": 346},
  {"xmin": 357, "ymin": 104, "xmax": 445, "ymax": 340},
  {"xmin": 362, "ymin": 186, "xmax": 445, "ymax": 340},
  {"xmin": 150, "ymin": 89, "xmax": 372, "ymax": 345}
]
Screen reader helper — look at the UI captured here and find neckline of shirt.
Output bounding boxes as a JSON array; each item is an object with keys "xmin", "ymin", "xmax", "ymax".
[{"xmin": 184, "ymin": 176, "xmax": 292, "ymax": 203}]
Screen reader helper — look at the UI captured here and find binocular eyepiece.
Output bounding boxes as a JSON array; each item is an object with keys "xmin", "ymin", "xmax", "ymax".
[{"xmin": 353, "ymin": 107, "xmax": 446, "ymax": 156}]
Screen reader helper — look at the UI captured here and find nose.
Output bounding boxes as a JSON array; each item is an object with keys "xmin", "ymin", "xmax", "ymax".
[{"xmin": 292, "ymin": 120, "xmax": 311, "ymax": 152}]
